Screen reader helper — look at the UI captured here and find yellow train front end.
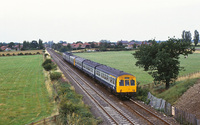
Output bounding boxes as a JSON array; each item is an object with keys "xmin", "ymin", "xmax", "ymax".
[{"xmin": 116, "ymin": 75, "xmax": 137, "ymax": 97}]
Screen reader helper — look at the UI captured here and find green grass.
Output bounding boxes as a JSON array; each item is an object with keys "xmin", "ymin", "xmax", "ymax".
[
  {"xmin": 0, "ymin": 55, "xmax": 54, "ymax": 125},
  {"xmin": 75, "ymin": 51, "xmax": 200, "ymax": 85},
  {"xmin": 154, "ymin": 78, "xmax": 198, "ymax": 104}
]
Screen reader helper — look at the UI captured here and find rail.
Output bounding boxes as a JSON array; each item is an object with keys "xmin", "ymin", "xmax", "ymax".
[{"xmin": 48, "ymin": 48, "xmax": 137, "ymax": 125}]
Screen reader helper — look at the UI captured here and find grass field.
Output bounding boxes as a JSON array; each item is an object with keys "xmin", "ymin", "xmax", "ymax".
[
  {"xmin": 75, "ymin": 51, "xmax": 200, "ymax": 85},
  {"xmin": 0, "ymin": 50, "xmax": 43, "ymax": 56},
  {"xmin": 0, "ymin": 55, "xmax": 54, "ymax": 125}
]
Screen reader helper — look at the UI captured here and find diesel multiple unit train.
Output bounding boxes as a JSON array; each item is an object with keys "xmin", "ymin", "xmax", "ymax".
[{"xmin": 63, "ymin": 52, "xmax": 137, "ymax": 97}]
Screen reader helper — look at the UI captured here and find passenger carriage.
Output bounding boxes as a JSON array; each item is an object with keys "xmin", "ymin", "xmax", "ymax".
[
  {"xmin": 82, "ymin": 60, "xmax": 101, "ymax": 78},
  {"xmin": 75, "ymin": 57, "xmax": 87, "ymax": 70}
]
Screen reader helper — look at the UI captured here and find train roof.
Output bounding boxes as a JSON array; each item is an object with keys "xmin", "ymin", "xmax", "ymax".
[
  {"xmin": 96, "ymin": 65, "xmax": 132, "ymax": 77},
  {"xmin": 83, "ymin": 60, "xmax": 101, "ymax": 68},
  {"xmin": 70, "ymin": 55, "xmax": 79, "ymax": 58},
  {"xmin": 75, "ymin": 57, "xmax": 87, "ymax": 62},
  {"xmin": 63, "ymin": 52, "xmax": 72, "ymax": 55}
]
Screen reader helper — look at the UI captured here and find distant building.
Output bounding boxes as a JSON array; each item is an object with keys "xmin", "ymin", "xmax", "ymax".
[
  {"xmin": 81, "ymin": 43, "xmax": 91, "ymax": 48},
  {"xmin": 5, "ymin": 48, "xmax": 11, "ymax": 51},
  {"xmin": 117, "ymin": 40, "xmax": 129, "ymax": 46},
  {"xmin": 67, "ymin": 42, "xmax": 91, "ymax": 49}
]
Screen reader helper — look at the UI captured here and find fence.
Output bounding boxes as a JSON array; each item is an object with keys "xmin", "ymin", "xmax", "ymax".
[
  {"xmin": 147, "ymin": 92, "xmax": 172, "ymax": 116},
  {"xmin": 27, "ymin": 115, "xmax": 59, "ymax": 125},
  {"xmin": 147, "ymin": 92, "xmax": 200, "ymax": 125},
  {"xmin": 174, "ymin": 107, "xmax": 199, "ymax": 125}
]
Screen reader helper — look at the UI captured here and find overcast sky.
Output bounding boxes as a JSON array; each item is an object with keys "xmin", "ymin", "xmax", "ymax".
[{"xmin": 1, "ymin": 0, "xmax": 200, "ymax": 43}]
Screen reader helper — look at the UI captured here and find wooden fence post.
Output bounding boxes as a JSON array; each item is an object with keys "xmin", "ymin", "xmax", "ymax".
[{"xmin": 44, "ymin": 118, "xmax": 46, "ymax": 124}]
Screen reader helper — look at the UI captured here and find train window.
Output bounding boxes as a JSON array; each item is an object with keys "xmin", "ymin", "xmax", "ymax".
[
  {"xmin": 131, "ymin": 80, "xmax": 135, "ymax": 86},
  {"xmin": 120, "ymin": 80, "xmax": 124, "ymax": 86},
  {"xmin": 110, "ymin": 77, "xmax": 113, "ymax": 83},
  {"xmin": 125, "ymin": 80, "xmax": 129, "ymax": 86}
]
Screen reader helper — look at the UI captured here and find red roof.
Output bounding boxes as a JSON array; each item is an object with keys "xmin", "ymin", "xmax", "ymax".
[{"xmin": 1, "ymin": 46, "xmax": 7, "ymax": 50}]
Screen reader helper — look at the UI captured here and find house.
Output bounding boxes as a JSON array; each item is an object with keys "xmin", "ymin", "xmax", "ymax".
[
  {"xmin": 62, "ymin": 43, "xmax": 69, "ymax": 46},
  {"xmin": 117, "ymin": 40, "xmax": 129, "ymax": 46},
  {"xmin": 0, "ymin": 46, "xmax": 7, "ymax": 51},
  {"xmin": 81, "ymin": 43, "xmax": 91, "ymax": 48},
  {"xmin": 127, "ymin": 42, "xmax": 136, "ymax": 48},
  {"xmin": 5, "ymin": 48, "xmax": 11, "ymax": 51},
  {"xmin": 14, "ymin": 45, "xmax": 23, "ymax": 50}
]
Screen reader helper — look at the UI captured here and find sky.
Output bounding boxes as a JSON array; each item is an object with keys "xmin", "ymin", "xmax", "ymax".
[{"xmin": 1, "ymin": 0, "xmax": 200, "ymax": 43}]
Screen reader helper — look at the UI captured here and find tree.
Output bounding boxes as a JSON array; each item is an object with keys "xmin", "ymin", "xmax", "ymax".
[
  {"xmin": 193, "ymin": 30, "xmax": 199, "ymax": 46},
  {"xmin": 22, "ymin": 41, "xmax": 30, "ymax": 50},
  {"xmin": 39, "ymin": 39, "xmax": 44, "ymax": 49},
  {"xmin": 88, "ymin": 42, "xmax": 96, "ymax": 48},
  {"xmin": 99, "ymin": 41, "xmax": 110, "ymax": 51},
  {"xmin": 182, "ymin": 30, "xmax": 192, "ymax": 42},
  {"xmin": 76, "ymin": 41, "xmax": 83, "ymax": 44},
  {"xmin": 133, "ymin": 38, "xmax": 194, "ymax": 89},
  {"xmin": 30, "ymin": 40, "xmax": 38, "ymax": 49},
  {"xmin": 18, "ymin": 43, "xmax": 21, "ymax": 50},
  {"xmin": 8, "ymin": 42, "xmax": 15, "ymax": 48},
  {"xmin": 66, "ymin": 44, "xmax": 72, "ymax": 51},
  {"xmin": 117, "ymin": 41, "xmax": 123, "ymax": 46}
]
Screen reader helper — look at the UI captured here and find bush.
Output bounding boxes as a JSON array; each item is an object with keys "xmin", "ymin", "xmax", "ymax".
[
  {"xmin": 134, "ymin": 82, "xmax": 149, "ymax": 102},
  {"xmin": 6, "ymin": 53, "xmax": 10, "ymax": 56},
  {"xmin": 18, "ymin": 53, "xmax": 24, "ymax": 55},
  {"xmin": 13, "ymin": 53, "xmax": 16, "ymax": 56},
  {"xmin": 44, "ymin": 53, "xmax": 48, "ymax": 58},
  {"xmin": 50, "ymin": 72, "xmax": 62, "ymax": 80},
  {"xmin": 2, "ymin": 54, "xmax": 5, "ymax": 56},
  {"xmin": 42, "ymin": 59, "xmax": 56, "ymax": 71},
  {"xmin": 42, "ymin": 59, "xmax": 52, "ymax": 66},
  {"xmin": 55, "ymin": 81, "xmax": 100, "ymax": 125},
  {"xmin": 43, "ymin": 63, "xmax": 54, "ymax": 71},
  {"xmin": 36, "ymin": 52, "xmax": 40, "ymax": 54}
]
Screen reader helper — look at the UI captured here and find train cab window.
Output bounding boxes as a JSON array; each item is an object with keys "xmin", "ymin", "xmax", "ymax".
[
  {"xmin": 120, "ymin": 80, "xmax": 124, "ymax": 86},
  {"xmin": 131, "ymin": 80, "xmax": 135, "ymax": 86},
  {"xmin": 125, "ymin": 80, "xmax": 129, "ymax": 86}
]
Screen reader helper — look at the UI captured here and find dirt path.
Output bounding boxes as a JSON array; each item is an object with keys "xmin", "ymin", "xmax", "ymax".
[{"xmin": 174, "ymin": 79, "xmax": 200, "ymax": 119}]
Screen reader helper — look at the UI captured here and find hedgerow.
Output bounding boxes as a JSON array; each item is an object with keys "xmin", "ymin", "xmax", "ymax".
[
  {"xmin": 42, "ymin": 59, "xmax": 56, "ymax": 71},
  {"xmin": 54, "ymin": 80, "xmax": 101, "ymax": 125},
  {"xmin": 50, "ymin": 72, "xmax": 62, "ymax": 80}
]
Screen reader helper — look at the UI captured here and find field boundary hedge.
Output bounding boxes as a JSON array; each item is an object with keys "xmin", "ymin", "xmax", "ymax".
[
  {"xmin": 140, "ymin": 70, "xmax": 200, "ymax": 89},
  {"xmin": 0, "ymin": 50, "xmax": 44, "ymax": 57}
]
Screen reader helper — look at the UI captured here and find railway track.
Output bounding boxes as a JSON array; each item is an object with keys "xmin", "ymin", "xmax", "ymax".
[
  {"xmin": 47, "ymin": 48, "xmax": 172, "ymax": 125},
  {"xmin": 121, "ymin": 99, "xmax": 171, "ymax": 125},
  {"xmin": 48, "ymin": 49, "xmax": 138, "ymax": 125}
]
